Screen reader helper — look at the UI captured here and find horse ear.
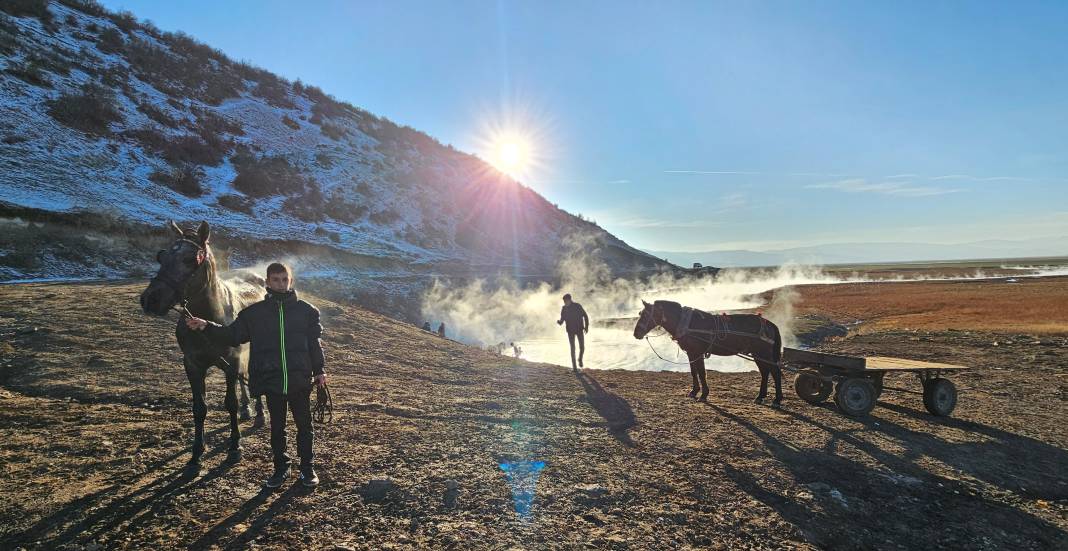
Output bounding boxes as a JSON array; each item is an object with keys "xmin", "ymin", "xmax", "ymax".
[
  {"xmin": 641, "ymin": 299, "xmax": 650, "ymax": 308},
  {"xmin": 168, "ymin": 220, "xmax": 183, "ymax": 237},
  {"xmin": 197, "ymin": 221, "xmax": 211, "ymax": 245}
]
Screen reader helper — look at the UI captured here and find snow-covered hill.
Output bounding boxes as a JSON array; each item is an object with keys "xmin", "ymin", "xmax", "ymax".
[{"xmin": 0, "ymin": 1, "xmax": 671, "ymax": 316}]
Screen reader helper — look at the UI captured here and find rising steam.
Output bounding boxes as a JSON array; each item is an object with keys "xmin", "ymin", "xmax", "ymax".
[{"xmin": 421, "ymin": 233, "xmax": 857, "ymax": 373}]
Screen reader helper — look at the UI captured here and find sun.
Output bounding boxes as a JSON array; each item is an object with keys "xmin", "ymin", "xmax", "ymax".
[
  {"xmin": 491, "ymin": 137, "xmax": 531, "ymax": 176},
  {"xmin": 473, "ymin": 100, "xmax": 552, "ymax": 182}
]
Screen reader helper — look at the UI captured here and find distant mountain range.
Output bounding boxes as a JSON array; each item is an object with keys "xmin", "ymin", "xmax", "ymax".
[{"xmin": 647, "ymin": 237, "xmax": 1068, "ymax": 267}]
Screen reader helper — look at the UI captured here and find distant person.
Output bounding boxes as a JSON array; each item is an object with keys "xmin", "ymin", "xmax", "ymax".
[
  {"xmin": 185, "ymin": 262, "xmax": 326, "ymax": 489},
  {"xmin": 556, "ymin": 293, "xmax": 589, "ymax": 370},
  {"xmin": 422, "ymin": 321, "xmax": 431, "ymax": 331},
  {"xmin": 511, "ymin": 342, "xmax": 522, "ymax": 358},
  {"xmin": 437, "ymin": 322, "xmax": 446, "ymax": 338}
]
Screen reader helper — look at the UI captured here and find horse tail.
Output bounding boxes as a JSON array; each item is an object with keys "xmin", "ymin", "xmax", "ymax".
[
  {"xmin": 772, "ymin": 328, "xmax": 782, "ymax": 366},
  {"xmin": 763, "ymin": 318, "xmax": 783, "ymax": 367}
]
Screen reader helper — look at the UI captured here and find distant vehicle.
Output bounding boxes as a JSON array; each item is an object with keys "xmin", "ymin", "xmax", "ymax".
[{"xmin": 693, "ymin": 262, "xmax": 703, "ymax": 269}]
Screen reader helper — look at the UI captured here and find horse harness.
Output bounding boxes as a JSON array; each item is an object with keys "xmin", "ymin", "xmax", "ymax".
[{"xmin": 663, "ymin": 306, "xmax": 777, "ymax": 356}]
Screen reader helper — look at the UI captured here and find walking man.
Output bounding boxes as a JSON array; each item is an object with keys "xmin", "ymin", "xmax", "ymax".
[
  {"xmin": 185, "ymin": 262, "xmax": 326, "ymax": 488},
  {"xmin": 556, "ymin": 293, "xmax": 589, "ymax": 370}
]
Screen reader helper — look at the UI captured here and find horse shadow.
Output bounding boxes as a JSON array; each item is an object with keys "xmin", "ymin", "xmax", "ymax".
[
  {"xmin": 862, "ymin": 401, "xmax": 1068, "ymax": 500},
  {"xmin": 6, "ymin": 426, "xmax": 236, "ymax": 547},
  {"xmin": 574, "ymin": 370, "xmax": 637, "ymax": 448},
  {"xmin": 706, "ymin": 402, "xmax": 1068, "ymax": 548}
]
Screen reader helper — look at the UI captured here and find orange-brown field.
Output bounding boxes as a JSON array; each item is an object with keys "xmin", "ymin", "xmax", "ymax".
[{"xmin": 788, "ymin": 275, "xmax": 1068, "ymax": 335}]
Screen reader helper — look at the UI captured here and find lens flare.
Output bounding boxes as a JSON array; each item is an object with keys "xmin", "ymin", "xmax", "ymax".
[
  {"xmin": 471, "ymin": 98, "xmax": 554, "ymax": 184},
  {"xmin": 490, "ymin": 135, "xmax": 531, "ymax": 176}
]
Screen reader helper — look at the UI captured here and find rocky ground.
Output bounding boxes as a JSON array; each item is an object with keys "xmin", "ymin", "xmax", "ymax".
[{"xmin": 0, "ymin": 280, "xmax": 1066, "ymax": 550}]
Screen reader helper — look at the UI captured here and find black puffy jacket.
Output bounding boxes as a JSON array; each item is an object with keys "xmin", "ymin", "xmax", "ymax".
[{"xmin": 205, "ymin": 289, "xmax": 325, "ymax": 396}]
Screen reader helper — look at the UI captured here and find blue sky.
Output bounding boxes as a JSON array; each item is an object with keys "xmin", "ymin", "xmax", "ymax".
[{"xmin": 100, "ymin": 0, "xmax": 1068, "ymax": 253}]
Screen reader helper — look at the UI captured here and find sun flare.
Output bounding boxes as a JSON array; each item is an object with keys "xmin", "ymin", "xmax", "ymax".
[
  {"xmin": 473, "ymin": 101, "xmax": 552, "ymax": 182},
  {"xmin": 490, "ymin": 136, "xmax": 531, "ymax": 176}
]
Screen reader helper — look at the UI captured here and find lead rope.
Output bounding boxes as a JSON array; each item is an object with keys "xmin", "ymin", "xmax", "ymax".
[{"xmin": 313, "ymin": 383, "xmax": 333, "ymax": 424}]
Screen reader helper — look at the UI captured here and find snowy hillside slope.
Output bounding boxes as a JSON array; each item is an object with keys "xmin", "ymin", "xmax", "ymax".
[{"xmin": 0, "ymin": 0, "xmax": 670, "ymax": 302}]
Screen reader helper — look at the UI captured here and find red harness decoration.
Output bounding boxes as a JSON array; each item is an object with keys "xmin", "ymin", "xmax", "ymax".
[{"xmin": 195, "ymin": 249, "xmax": 206, "ymax": 265}]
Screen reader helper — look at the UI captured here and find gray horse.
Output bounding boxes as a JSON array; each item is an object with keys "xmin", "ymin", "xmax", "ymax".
[{"xmin": 140, "ymin": 220, "xmax": 263, "ymax": 466}]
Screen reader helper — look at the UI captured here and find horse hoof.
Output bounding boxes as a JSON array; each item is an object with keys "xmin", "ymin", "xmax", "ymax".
[
  {"xmin": 754, "ymin": 397, "xmax": 764, "ymax": 405},
  {"xmin": 688, "ymin": 391, "xmax": 698, "ymax": 399},
  {"xmin": 227, "ymin": 448, "xmax": 243, "ymax": 463},
  {"xmin": 770, "ymin": 402, "xmax": 782, "ymax": 409},
  {"xmin": 239, "ymin": 409, "xmax": 252, "ymax": 421},
  {"xmin": 253, "ymin": 414, "xmax": 265, "ymax": 428},
  {"xmin": 698, "ymin": 396, "xmax": 708, "ymax": 403}
]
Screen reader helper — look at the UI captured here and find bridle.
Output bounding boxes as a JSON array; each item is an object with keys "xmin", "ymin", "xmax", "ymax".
[
  {"xmin": 151, "ymin": 237, "xmax": 208, "ymax": 303},
  {"xmin": 636, "ymin": 303, "xmax": 662, "ymax": 338}
]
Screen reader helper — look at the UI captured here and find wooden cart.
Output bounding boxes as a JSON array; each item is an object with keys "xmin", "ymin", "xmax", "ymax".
[{"xmin": 781, "ymin": 348, "xmax": 968, "ymax": 417}]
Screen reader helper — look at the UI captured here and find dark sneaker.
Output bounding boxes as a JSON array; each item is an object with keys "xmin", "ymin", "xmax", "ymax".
[
  {"xmin": 299, "ymin": 467, "xmax": 319, "ymax": 487},
  {"xmin": 264, "ymin": 468, "xmax": 289, "ymax": 489}
]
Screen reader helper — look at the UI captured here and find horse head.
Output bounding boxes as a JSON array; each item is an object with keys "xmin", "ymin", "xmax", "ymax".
[
  {"xmin": 633, "ymin": 299, "xmax": 658, "ymax": 339},
  {"xmin": 139, "ymin": 220, "xmax": 212, "ymax": 316}
]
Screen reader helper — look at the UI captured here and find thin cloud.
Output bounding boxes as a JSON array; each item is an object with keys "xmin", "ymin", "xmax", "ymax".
[
  {"xmin": 807, "ymin": 179, "xmax": 963, "ymax": 197},
  {"xmin": 606, "ymin": 179, "xmax": 631, "ymax": 184},
  {"xmin": 664, "ymin": 170, "xmax": 843, "ymax": 177},
  {"xmin": 928, "ymin": 174, "xmax": 1032, "ymax": 182},
  {"xmin": 610, "ymin": 217, "xmax": 712, "ymax": 229},
  {"xmin": 664, "ymin": 170, "xmax": 763, "ymax": 175}
]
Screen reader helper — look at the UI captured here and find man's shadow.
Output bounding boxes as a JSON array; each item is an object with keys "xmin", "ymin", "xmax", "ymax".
[
  {"xmin": 574, "ymin": 370, "xmax": 637, "ymax": 447},
  {"xmin": 188, "ymin": 483, "xmax": 307, "ymax": 550}
]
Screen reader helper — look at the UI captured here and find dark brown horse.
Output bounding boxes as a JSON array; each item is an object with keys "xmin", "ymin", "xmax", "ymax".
[
  {"xmin": 139, "ymin": 221, "xmax": 263, "ymax": 466},
  {"xmin": 633, "ymin": 300, "xmax": 784, "ymax": 406}
]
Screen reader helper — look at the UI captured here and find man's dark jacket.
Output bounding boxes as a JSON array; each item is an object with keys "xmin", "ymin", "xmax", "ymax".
[
  {"xmin": 559, "ymin": 302, "xmax": 589, "ymax": 333},
  {"xmin": 204, "ymin": 289, "xmax": 325, "ymax": 396}
]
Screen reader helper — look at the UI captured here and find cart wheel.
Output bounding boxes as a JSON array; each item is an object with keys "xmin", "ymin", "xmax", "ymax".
[
  {"xmin": 923, "ymin": 378, "xmax": 957, "ymax": 416},
  {"xmin": 834, "ymin": 378, "xmax": 876, "ymax": 417},
  {"xmin": 794, "ymin": 371, "xmax": 833, "ymax": 404}
]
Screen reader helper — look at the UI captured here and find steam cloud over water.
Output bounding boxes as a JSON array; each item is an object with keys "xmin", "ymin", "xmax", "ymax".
[
  {"xmin": 421, "ymin": 236, "xmax": 862, "ymax": 373},
  {"xmin": 421, "ymin": 238, "xmax": 1068, "ymax": 373}
]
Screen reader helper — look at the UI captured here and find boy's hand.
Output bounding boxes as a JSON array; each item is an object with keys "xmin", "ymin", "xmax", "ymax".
[
  {"xmin": 185, "ymin": 316, "xmax": 208, "ymax": 331},
  {"xmin": 314, "ymin": 374, "xmax": 327, "ymax": 388}
]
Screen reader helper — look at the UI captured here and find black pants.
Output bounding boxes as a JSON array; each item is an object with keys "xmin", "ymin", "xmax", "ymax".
[
  {"xmin": 265, "ymin": 390, "xmax": 313, "ymax": 471},
  {"xmin": 567, "ymin": 329, "xmax": 585, "ymax": 369}
]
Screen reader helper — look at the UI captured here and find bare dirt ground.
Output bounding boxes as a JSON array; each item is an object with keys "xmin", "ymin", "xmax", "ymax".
[{"xmin": 1, "ymin": 280, "xmax": 1066, "ymax": 550}]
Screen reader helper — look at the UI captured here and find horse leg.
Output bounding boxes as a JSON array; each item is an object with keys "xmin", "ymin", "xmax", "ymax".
[
  {"xmin": 770, "ymin": 359, "xmax": 784, "ymax": 407},
  {"xmin": 184, "ymin": 358, "xmax": 208, "ymax": 467},
  {"xmin": 687, "ymin": 351, "xmax": 699, "ymax": 398},
  {"xmin": 238, "ymin": 370, "xmax": 253, "ymax": 421},
  {"xmin": 223, "ymin": 367, "xmax": 242, "ymax": 462},
  {"xmin": 755, "ymin": 363, "xmax": 769, "ymax": 405},
  {"xmin": 254, "ymin": 395, "xmax": 265, "ymax": 427},
  {"xmin": 698, "ymin": 357, "xmax": 709, "ymax": 402}
]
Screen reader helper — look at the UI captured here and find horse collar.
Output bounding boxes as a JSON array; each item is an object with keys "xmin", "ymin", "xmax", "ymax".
[{"xmin": 670, "ymin": 307, "xmax": 694, "ymax": 341}]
